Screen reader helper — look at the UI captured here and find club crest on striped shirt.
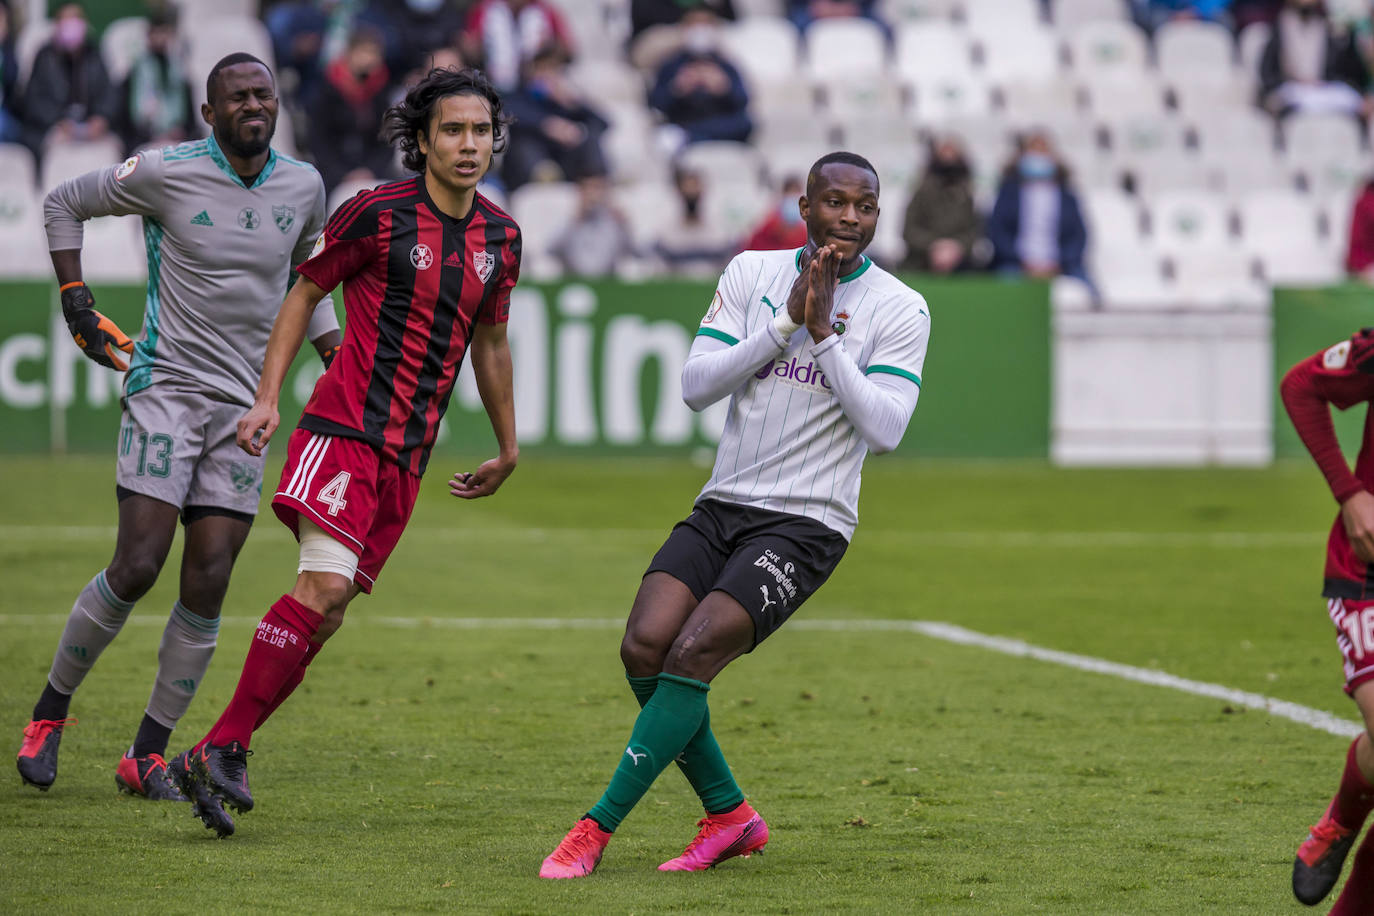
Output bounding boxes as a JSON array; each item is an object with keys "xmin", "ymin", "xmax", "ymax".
[
  {"xmin": 473, "ymin": 250, "xmax": 495, "ymax": 282},
  {"xmin": 411, "ymin": 243, "xmax": 434, "ymax": 270}
]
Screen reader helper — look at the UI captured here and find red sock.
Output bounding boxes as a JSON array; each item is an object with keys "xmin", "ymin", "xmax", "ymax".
[
  {"xmin": 1329, "ymin": 826, "xmax": 1374, "ymax": 915},
  {"xmin": 1335, "ymin": 737, "xmax": 1374, "ymax": 831},
  {"xmin": 207, "ymin": 596, "xmax": 323, "ymax": 749},
  {"xmin": 253, "ymin": 639, "xmax": 323, "ymax": 731}
]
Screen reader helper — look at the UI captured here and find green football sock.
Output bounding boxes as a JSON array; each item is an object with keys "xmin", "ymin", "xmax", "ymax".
[
  {"xmin": 587, "ymin": 673, "xmax": 709, "ymax": 831},
  {"xmin": 627, "ymin": 674, "xmax": 745, "ymax": 815}
]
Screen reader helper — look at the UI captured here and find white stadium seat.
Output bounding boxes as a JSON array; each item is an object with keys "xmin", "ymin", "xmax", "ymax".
[
  {"xmin": 675, "ymin": 141, "xmax": 766, "ymax": 193},
  {"xmin": 613, "ymin": 179, "xmax": 679, "ymax": 251},
  {"xmin": 804, "ymin": 18, "xmax": 889, "ymax": 81},
  {"xmin": 1238, "ymin": 21, "xmax": 1272, "ymax": 75},
  {"xmin": 1237, "ymin": 189, "xmax": 1323, "ymax": 253},
  {"xmin": 962, "ymin": 0, "xmax": 1042, "ymax": 34},
  {"xmin": 977, "ymin": 25, "xmax": 1062, "ymax": 85},
  {"xmin": 894, "ymin": 21, "xmax": 974, "ymax": 85},
  {"xmin": 40, "ymin": 138, "xmax": 124, "ymax": 193},
  {"xmin": 101, "ymin": 17, "xmax": 149, "ymax": 83},
  {"xmin": 1052, "ymin": 0, "xmax": 1129, "ymax": 28},
  {"xmin": 15, "ymin": 19, "xmax": 53, "ymax": 90},
  {"xmin": 1066, "ymin": 20, "xmax": 1149, "ymax": 84},
  {"xmin": 720, "ymin": 18, "xmax": 801, "ymax": 87},
  {"xmin": 0, "ymin": 182, "xmax": 53, "ymax": 278},
  {"xmin": 1167, "ymin": 248, "xmax": 1267, "ymax": 310},
  {"xmin": 1082, "ymin": 187, "xmax": 1144, "ymax": 246},
  {"xmin": 1154, "ymin": 20, "xmax": 1237, "ymax": 85},
  {"xmin": 1148, "ymin": 189, "xmax": 1233, "ymax": 255},
  {"xmin": 568, "ymin": 59, "xmax": 648, "ymax": 108},
  {"xmin": 911, "ymin": 73, "xmax": 992, "ymax": 123},
  {"xmin": 509, "ymin": 181, "xmax": 580, "ymax": 281},
  {"xmin": 0, "ymin": 142, "xmax": 36, "ymax": 190}
]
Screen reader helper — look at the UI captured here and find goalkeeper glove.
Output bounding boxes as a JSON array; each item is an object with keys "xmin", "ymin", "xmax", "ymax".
[{"xmin": 61, "ymin": 281, "xmax": 133, "ymax": 371}]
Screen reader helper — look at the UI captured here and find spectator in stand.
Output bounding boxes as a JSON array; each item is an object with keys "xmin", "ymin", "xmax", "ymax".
[
  {"xmin": 902, "ymin": 134, "xmax": 981, "ymax": 274},
  {"xmin": 1258, "ymin": 0, "xmax": 1371, "ymax": 118},
  {"xmin": 387, "ymin": 0, "xmax": 467, "ymax": 77},
  {"xmin": 0, "ymin": 0, "xmax": 22, "ymax": 146},
  {"xmin": 462, "ymin": 0, "xmax": 576, "ymax": 91},
  {"xmin": 647, "ymin": 11, "xmax": 751, "ymax": 156},
  {"xmin": 785, "ymin": 0, "xmax": 890, "ymax": 38},
  {"xmin": 114, "ymin": 8, "xmax": 197, "ymax": 156},
  {"xmin": 986, "ymin": 130, "xmax": 1092, "ymax": 289},
  {"xmin": 307, "ymin": 27, "xmax": 396, "ymax": 193},
  {"xmin": 501, "ymin": 46, "xmax": 609, "ymax": 191},
  {"xmin": 22, "ymin": 2, "xmax": 117, "ymax": 155},
  {"xmin": 1130, "ymin": 0, "xmax": 1234, "ymax": 32},
  {"xmin": 1345, "ymin": 177, "xmax": 1374, "ymax": 281},
  {"xmin": 654, "ymin": 165, "xmax": 734, "ymax": 276},
  {"xmin": 739, "ymin": 175, "xmax": 808, "ymax": 252},
  {"xmin": 550, "ymin": 175, "xmax": 634, "ymax": 277},
  {"xmin": 632, "ymin": 0, "xmax": 736, "ymax": 42}
]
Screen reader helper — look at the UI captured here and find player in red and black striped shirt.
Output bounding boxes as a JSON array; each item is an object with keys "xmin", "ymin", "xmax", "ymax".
[
  {"xmin": 170, "ymin": 68, "xmax": 521, "ymax": 837},
  {"xmin": 1282, "ymin": 328, "xmax": 1374, "ymax": 910}
]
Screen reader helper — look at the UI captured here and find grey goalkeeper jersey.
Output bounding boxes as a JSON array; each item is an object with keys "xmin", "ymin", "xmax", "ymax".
[{"xmin": 44, "ymin": 135, "xmax": 338, "ymax": 407}]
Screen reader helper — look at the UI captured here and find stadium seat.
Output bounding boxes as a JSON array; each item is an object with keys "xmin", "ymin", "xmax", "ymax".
[
  {"xmin": 976, "ymin": 24, "xmax": 1062, "ymax": 85},
  {"xmin": 1093, "ymin": 248, "xmax": 1172, "ymax": 308},
  {"xmin": 568, "ymin": 59, "xmax": 647, "ymax": 107},
  {"xmin": 822, "ymin": 75, "xmax": 906, "ymax": 120},
  {"xmin": 1153, "ymin": 19, "xmax": 1237, "ymax": 85},
  {"xmin": 15, "ymin": 18, "xmax": 53, "ymax": 90},
  {"xmin": 101, "ymin": 17, "xmax": 149, "ymax": 84},
  {"xmin": 185, "ymin": 16, "xmax": 275, "ymax": 111},
  {"xmin": 756, "ymin": 109, "xmax": 835, "ymax": 150},
  {"xmin": 1123, "ymin": 152, "xmax": 1217, "ymax": 197},
  {"xmin": 1167, "ymin": 248, "xmax": 1267, "ymax": 310},
  {"xmin": 763, "ymin": 142, "xmax": 832, "ymax": 189},
  {"xmin": 866, "ymin": 141, "xmax": 924, "ymax": 206},
  {"xmin": 1283, "ymin": 114, "xmax": 1367, "ymax": 194},
  {"xmin": 1237, "ymin": 21, "xmax": 1271, "ymax": 76},
  {"xmin": 1065, "ymin": 20, "xmax": 1150, "ymax": 84},
  {"xmin": 0, "ymin": 182, "xmax": 52, "ymax": 278},
  {"xmin": 733, "ymin": 0, "xmax": 785, "ymax": 17},
  {"xmin": 1258, "ymin": 242, "xmax": 1346, "ymax": 287},
  {"xmin": 676, "ymin": 141, "xmax": 767, "ymax": 193},
  {"xmin": 1148, "ymin": 189, "xmax": 1233, "ymax": 255},
  {"xmin": 999, "ymin": 80, "xmax": 1082, "ymax": 125},
  {"xmin": 874, "ymin": 0, "xmax": 961, "ymax": 23},
  {"xmin": 40, "ymin": 138, "xmax": 124, "ymax": 193},
  {"xmin": 720, "ymin": 18, "xmax": 801, "ymax": 87},
  {"xmin": 1051, "ymin": 0, "xmax": 1130, "ymax": 28},
  {"xmin": 703, "ymin": 181, "xmax": 771, "ymax": 243},
  {"xmin": 173, "ymin": 0, "xmax": 261, "ymax": 16},
  {"xmin": 599, "ymin": 102, "xmax": 662, "ymax": 184},
  {"xmin": 1050, "ymin": 275, "xmax": 1095, "ymax": 311},
  {"xmin": 924, "ymin": 115, "xmax": 1010, "ymax": 176},
  {"xmin": 564, "ymin": 0, "xmax": 631, "ymax": 63},
  {"xmin": 508, "ymin": 181, "xmax": 581, "ymax": 281},
  {"xmin": 910, "ymin": 73, "xmax": 993, "ymax": 122},
  {"xmin": 804, "ymin": 18, "xmax": 889, "ymax": 81},
  {"xmin": 830, "ymin": 108, "xmax": 914, "ymax": 148},
  {"xmin": 894, "ymin": 21, "xmax": 974, "ymax": 85},
  {"xmin": 1082, "ymin": 187, "xmax": 1144, "ymax": 246},
  {"xmin": 1101, "ymin": 114, "xmax": 1190, "ymax": 162},
  {"xmin": 962, "ymin": 0, "xmax": 1042, "ymax": 33},
  {"xmin": 613, "ymin": 178, "xmax": 679, "ymax": 252},
  {"xmin": 1237, "ymin": 189, "xmax": 1323, "ymax": 252},
  {"xmin": 1081, "ymin": 75, "xmax": 1168, "ymax": 118},
  {"xmin": 0, "ymin": 142, "xmax": 36, "ymax": 191}
]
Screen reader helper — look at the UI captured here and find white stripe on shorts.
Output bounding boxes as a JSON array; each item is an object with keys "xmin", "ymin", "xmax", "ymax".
[
  {"xmin": 284, "ymin": 433, "xmax": 322, "ymax": 498},
  {"xmin": 287, "ymin": 434, "xmax": 329, "ymax": 502}
]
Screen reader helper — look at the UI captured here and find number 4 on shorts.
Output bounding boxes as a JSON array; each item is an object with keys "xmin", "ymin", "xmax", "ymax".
[{"xmin": 316, "ymin": 471, "xmax": 351, "ymax": 516}]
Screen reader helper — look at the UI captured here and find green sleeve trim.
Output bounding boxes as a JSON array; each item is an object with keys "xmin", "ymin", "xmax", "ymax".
[
  {"xmin": 697, "ymin": 327, "xmax": 739, "ymax": 345},
  {"xmin": 866, "ymin": 365, "xmax": 921, "ymax": 387}
]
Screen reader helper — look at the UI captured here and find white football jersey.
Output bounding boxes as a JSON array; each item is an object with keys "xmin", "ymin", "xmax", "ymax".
[{"xmin": 694, "ymin": 248, "xmax": 930, "ymax": 539}]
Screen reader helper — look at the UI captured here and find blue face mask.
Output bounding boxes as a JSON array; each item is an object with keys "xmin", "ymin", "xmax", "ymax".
[
  {"xmin": 779, "ymin": 199, "xmax": 801, "ymax": 225},
  {"xmin": 1019, "ymin": 153, "xmax": 1056, "ymax": 181}
]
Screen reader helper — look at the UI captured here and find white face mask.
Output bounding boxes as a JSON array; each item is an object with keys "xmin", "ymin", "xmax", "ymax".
[{"xmin": 683, "ymin": 25, "xmax": 717, "ymax": 54}]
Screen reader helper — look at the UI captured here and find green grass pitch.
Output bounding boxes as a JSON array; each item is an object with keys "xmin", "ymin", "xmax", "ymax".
[{"xmin": 0, "ymin": 454, "xmax": 1359, "ymax": 913}]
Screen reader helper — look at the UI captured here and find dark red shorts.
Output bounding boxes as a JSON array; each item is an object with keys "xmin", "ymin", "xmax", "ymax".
[
  {"xmin": 1328, "ymin": 597, "xmax": 1374, "ymax": 696},
  {"xmin": 271, "ymin": 428, "xmax": 421, "ymax": 593}
]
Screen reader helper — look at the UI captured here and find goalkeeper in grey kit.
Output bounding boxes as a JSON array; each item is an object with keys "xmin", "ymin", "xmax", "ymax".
[{"xmin": 16, "ymin": 53, "xmax": 341, "ymax": 802}]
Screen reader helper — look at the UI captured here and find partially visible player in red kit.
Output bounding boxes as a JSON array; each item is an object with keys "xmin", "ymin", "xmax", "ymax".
[
  {"xmin": 167, "ymin": 67, "xmax": 521, "ymax": 837},
  {"xmin": 1282, "ymin": 328, "xmax": 1374, "ymax": 910}
]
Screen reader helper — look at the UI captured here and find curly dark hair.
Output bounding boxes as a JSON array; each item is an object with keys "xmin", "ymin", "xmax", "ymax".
[{"xmin": 381, "ymin": 67, "xmax": 508, "ymax": 174}]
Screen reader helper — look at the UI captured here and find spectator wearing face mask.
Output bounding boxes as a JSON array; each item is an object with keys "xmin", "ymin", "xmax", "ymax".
[
  {"xmin": 986, "ymin": 130, "xmax": 1092, "ymax": 288},
  {"xmin": 501, "ymin": 45, "xmax": 609, "ymax": 191},
  {"xmin": 114, "ymin": 8, "xmax": 197, "ymax": 155},
  {"xmin": 647, "ymin": 10, "xmax": 752, "ymax": 156},
  {"xmin": 739, "ymin": 175, "xmax": 808, "ymax": 252},
  {"xmin": 902, "ymin": 134, "xmax": 981, "ymax": 274},
  {"xmin": 654, "ymin": 165, "xmax": 735, "ymax": 276},
  {"xmin": 1258, "ymin": 0, "xmax": 1371, "ymax": 118},
  {"xmin": 23, "ymin": 2, "xmax": 117, "ymax": 156},
  {"xmin": 307, "ymin": 26, "xmax": 396, "ymax": 193}
]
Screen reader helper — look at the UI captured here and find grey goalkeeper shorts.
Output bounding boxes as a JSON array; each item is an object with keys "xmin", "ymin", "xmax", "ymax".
[{"xmin": 115, "ymin": 386, "xmax": 265, "ymax": 517}]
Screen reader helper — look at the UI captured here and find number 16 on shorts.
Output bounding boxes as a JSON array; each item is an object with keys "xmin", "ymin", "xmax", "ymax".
[{"xmin": 1330, "ymin": 597, "xmax": 1374, "ymax": 691}]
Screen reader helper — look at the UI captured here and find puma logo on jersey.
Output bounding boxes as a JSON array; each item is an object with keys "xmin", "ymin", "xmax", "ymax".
[
  {"xmin": 759, "ymin": 586, "xmax": 776, "ymax": 615},
  {"xmin": 624, "ymin": 747, "xmax": 647, "ymax": 766},
  {"xmin": 761, "ymin": 295, "xmax": 779, "ymax": 317}
]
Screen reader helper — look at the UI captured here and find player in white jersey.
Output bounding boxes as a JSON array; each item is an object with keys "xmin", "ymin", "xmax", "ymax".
[
  {"xmin": 541, "ymin": 152, "xmax": 929, "ymax": 878},
  {"xmin": 17, "ymin": 54, "xmax": 341, "ymax": 802}
]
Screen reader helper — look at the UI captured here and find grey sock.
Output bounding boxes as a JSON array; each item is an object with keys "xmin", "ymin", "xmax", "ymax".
[
  {"xmin": 47, "ymin": 570, "xmax": 134, "ymax": 695},
  {"xmin": 143, "ymin": 601, "xmax": 219, "ymax": 729}
]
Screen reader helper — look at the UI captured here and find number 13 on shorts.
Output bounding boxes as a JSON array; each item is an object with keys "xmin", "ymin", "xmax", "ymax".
[{"xmin": 317, "ymin": 471, "xmax": 351, "ymax": 516}]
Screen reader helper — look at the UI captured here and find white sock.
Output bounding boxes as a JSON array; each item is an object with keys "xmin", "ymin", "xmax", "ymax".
[
  {"xmin": 47, "ymin": 570, "xmax": 134, "ymax": 695},
  {"xmin": 143, "ymin": 601, "xmax": 219, "ymax": 729}
]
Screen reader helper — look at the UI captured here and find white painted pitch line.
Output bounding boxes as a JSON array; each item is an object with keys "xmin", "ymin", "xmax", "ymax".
[
  {"xmin": 0, "ymin": 526, "xmax": 1322, "ymax": 548},
  {"xmin": 0, "ymin": 614, "xmax": 1360, "ymax": 739}
]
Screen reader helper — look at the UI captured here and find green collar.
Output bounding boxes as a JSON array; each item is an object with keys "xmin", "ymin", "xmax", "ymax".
[
  {"xmin": 794, "ymin": 248, "xmax": 871, "ymax": 283},
  {"xmin": 206, "ymin": 132, "xmax": 276, "ymax": 190}
]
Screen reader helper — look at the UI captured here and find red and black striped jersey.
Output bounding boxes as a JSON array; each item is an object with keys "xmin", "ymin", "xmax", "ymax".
[
  {"xmin": 1281, "ymin": 328, "xmax": 1374, "ymax": 597},
  {"xmin": 295, "ymin": 176, "xmax": 520, "ymax": 476}
]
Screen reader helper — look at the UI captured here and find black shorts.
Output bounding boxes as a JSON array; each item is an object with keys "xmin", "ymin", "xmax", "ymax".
[{"xmin": 645, "ymin": 498, "xmax": 849, "ymax": 649}]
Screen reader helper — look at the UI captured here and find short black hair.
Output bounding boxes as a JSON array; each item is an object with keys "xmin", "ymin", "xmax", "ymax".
[
  {"xmin": 806, "ymin": 151, "xmax": 879, "ymax": 197},
  {"xmin": 381, "ymin": 67, "xmax": 508, "ymax": 174},
  {"xmin": 206, "ymin": 52, "xmax": 272, "ymax": 104}
]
